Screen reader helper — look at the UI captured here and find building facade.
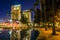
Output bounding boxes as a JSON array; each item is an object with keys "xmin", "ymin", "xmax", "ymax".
[
  {"xmin": 23, "ymin": 10, "xmax": 31, "ymax": 23},
  {"xmin": 11, "ymin": 4, "xmax": 21, "ymax": 21}
]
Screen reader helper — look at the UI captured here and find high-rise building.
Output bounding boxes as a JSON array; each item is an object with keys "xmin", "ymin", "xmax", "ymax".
[
  {"xmin": 11, "ymin": 4, "xmax": 21, "ymax": 21},
  {"xmin": 23, "ymin": 10, "xmax": 31, "ymax": 23}
]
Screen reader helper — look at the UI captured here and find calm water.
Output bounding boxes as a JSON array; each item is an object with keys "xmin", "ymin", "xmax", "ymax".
[{"xmin": 0, "ymin": 30, "xmax": 10, "ymax": 40}]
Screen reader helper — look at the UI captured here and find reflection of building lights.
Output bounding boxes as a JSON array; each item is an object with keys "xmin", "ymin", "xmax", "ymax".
[{"xmin": 13, "ymin": 27, "xmax": 15, "ymax": 29}]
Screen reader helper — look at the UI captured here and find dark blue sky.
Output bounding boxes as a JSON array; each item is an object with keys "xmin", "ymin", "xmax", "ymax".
[{"xmin": 0, "ymin": 0, "xmax": 35, "ymax": 19}]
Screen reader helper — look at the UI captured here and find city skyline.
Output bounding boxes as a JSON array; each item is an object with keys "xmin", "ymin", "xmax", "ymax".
[{"xmin": 0, "ymin": 0, "xmax": 35, "ymax": 19}]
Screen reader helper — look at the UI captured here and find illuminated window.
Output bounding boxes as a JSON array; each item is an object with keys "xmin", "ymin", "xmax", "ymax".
[
  {"xmin": 14, "ymin": 7, "xmax": 19, "ymax": 10},
  {"xmin": 14, "ymin": 8, "xmax": 16, "ymax": 10},
  {"xmin": 16, "ymin": 7, "xmax": 19, "ymax": 9}
]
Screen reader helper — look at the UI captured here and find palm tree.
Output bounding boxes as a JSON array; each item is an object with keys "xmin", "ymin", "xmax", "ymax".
[
  {"xmin": 38, "ymin": 0, "xmax": 43, "ymax": 28},
  {"xmin": 33, "ymin": 0, "xmax": 41, "ymax": 27},
  {"xmin": 46, "ymin": 0, "xmax": 58, "ymax": 35},
  {"xmin": 52, "ymin": 0, "xmax": 56, "ymax": 35},
  {"xmin": 43, "ymin": 0, "xmax": 46, "ymax": 23}
]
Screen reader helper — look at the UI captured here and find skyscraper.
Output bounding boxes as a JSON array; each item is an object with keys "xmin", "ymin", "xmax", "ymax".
[
  {"xmin": 11, "ymin": 4, "xmax": 21, "ymax": 21},
  {"xmin": 23, "ymin": 10, "xmax": 31, "ymax": 23}
]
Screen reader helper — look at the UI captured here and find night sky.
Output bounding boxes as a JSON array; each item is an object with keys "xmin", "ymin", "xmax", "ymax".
[{"xmin": 0, "ymin": 0, "xmax": 36, "ymax": 20}]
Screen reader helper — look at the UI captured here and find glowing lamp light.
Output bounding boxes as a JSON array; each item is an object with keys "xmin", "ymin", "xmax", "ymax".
[
  {"xmin": 16, "ymin": 7, "xmax": 19, "ymax": 9},
  {"xmin": 9, "ymin": 31, "xmax": 12, "ymax": 34},
  {"xmin": 16, "ymin": 30, "xmax": 19, "ymax": 32},
  {"xmin": 14, "ymin": 8, "xmax": 16, "ymax": 10},
  {"xmin": 9, "ymin": 19, "xmax": 12, "ymax": 22}
]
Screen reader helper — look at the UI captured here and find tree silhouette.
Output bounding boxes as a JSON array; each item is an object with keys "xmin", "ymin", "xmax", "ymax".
[{"xmin": 45, "ymin": 0, "xmax": 60, "ymax": 35}]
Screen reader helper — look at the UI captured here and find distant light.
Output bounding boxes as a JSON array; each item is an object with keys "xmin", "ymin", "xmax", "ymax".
[
  {"xmin": 49, "ymin": 24, "xmax": 51, "ymax": 25},
  {"xmin": 9, "ymin": 19, "xmax": 12, "ymax": 22},
  {"xmin": 51, "ymin": 23, "xmax": 53, "ymax": 26},
  {"xmin": 35, "ymin": 23, "xmax": 37, "ymax": 26},
  {"xmin": 13, "ymin": 5, "xmax": 20, "ymax": 10},
  {"xmin": 16, "ymin": 21, "xmax": 19, "ymax": 23},
  {"xmin": 14, "ymin": 8, "xmax": 16, "ymax": 10},
  {"xmin": 17, "ymin": 7, "xmax": 19, "ymax": 9},
  {"xmin": 16, "ymin": 30, "xmax": 19, "ymax": 32},
  {"xmin": 9, "ymin": 31, "xmax": 12, "ymax": 34},
  {"xmin": 40, "ymin": 25, "xmax": 42, "ymax": 26}
]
